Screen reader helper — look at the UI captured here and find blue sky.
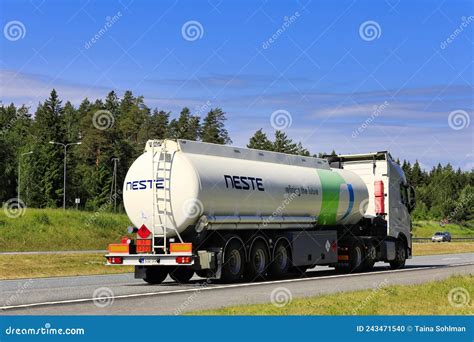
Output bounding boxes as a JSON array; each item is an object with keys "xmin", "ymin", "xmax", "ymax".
[{"xmin": 1, "ymin": 0, "xmax": 473, "ymax": 170}]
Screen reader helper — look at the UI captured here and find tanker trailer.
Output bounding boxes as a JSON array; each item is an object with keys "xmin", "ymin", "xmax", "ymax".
[{"xmin": 106, "ymin": 139, "xmax": 415, "ymax": 284}]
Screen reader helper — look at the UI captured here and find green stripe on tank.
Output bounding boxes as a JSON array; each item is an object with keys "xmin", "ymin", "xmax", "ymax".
[{"xmin": 316, "ymin": 169, "xmax": 345, "ymax": 225}]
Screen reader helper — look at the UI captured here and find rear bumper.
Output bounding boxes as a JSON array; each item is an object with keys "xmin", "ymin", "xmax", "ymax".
[{"xmin": 105, "ymin": 253, "xmax": 194, "ymax": 266}]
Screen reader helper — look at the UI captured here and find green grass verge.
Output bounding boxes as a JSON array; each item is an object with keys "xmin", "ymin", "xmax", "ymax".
[
  {"xmin": 0, "ymin": 208, "xmax": 132, "ymax": 252},
  {"xmin": 412, "ymin": 220, "xmax": 474, "ymax": 238},
  {"xmin": 413, "ymin": 242, "xmax": 474, "ymax": 256},
  {"xmin": 192, "ymin": 275, "xmax": 474, "ymax": 315},
  {"xmin": 0, "ymin": 253, "xmax": 133, "ymax": 279}
]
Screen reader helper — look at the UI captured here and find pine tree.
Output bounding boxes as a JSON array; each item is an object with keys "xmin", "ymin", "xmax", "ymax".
[
  {"xmin": 168, "ymin": 107, "xmax": 200, "ymax": 140},
  {"xmin": 148, "ymin": 109, "xmax": 169, "ymax": 139},
  {"xmin": 247, "ymin": 129, "xmax": 273, "ymax": 151},
  {"xmin": 201, "ymin": 108, "xmax": 232, "ymax": 144},
  {"xmin": 272, "ymin": 130, "xmax": 298, "ymax": 154}
]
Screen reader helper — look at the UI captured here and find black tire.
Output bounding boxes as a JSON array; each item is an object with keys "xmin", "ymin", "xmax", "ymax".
[
  {"xmin": 245, "ymin": 240, "xmax": 270, "ymax": 280},
  {"xmin": 269, "ymin": 241, "xmax": 291, "ymax": 278},
  {"xmin": 169, "ymin": 267, "xmax": 194, "ymax": 283},
  {"xmin": 143, "ymin": 267, "xmax": 169, "ymax": 284},
  {"xmin": 362, "ymin": 243, "xmax": 377, "ymax": 271},
  {"xmin": 196, "ymin": 270, "xmax": 210, "ymax": 278},
  {"xmin": 390, "ymin": 240, "xmax": 406, "ymax": 269},
  {"xmin": 221, "ymin": 239, "xmax": 245, "ymax": 282}
]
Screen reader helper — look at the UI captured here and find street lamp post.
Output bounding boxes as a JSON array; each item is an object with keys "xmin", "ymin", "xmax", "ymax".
[
  {"xmin": 111, "ymin": 157, "xmax": 119, "ymax": 212},
  {"xmin": 18, "ymin": 151, "xmax": 33, "ymax": 202},
  {"xmin": 49, "ymin": 141, "xmax": 82, "ymax": 209}
]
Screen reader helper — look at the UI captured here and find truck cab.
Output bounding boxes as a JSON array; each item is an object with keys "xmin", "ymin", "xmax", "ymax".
[{"xmin": 326, "ymin": 151, "xmax": 415, "ymax": 263}]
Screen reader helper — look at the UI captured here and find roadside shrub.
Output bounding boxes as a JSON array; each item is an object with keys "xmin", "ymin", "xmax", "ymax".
[{"xmin": 33, "ymin": 212, "xmax": 51, "ymax": 225}]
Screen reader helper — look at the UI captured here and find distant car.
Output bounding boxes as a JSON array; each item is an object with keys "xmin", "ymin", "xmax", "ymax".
[{"xmin": 432, "ymin": 232, "xmax": 451, "ymax": 242}]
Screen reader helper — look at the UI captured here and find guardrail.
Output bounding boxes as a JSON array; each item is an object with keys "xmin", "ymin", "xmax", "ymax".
[{"xmin": 412, "ymin": 237, "xmax": 474, "ymax": 242}]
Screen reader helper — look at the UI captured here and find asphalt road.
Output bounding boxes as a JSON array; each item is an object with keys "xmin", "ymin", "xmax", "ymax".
[{"xmin": 1, "ymin": 253, "xmax": 472, "ymax": 315}]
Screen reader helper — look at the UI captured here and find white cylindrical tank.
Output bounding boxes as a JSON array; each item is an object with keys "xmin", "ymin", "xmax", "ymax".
[{"xmin": 123, "ymin": 140, "xmax": 369, "ymax": 237}]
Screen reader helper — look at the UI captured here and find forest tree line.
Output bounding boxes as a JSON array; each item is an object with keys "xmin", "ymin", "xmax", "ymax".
[{"xmin": 0, "ymin": 89, "xmax": 472, "ymax": 222}]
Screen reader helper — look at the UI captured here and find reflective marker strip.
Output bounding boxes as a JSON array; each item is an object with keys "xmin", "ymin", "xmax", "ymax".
[
  {"xmin": 108, "ymin": 244, "xmax": 129, "ymax": 253},
  {"xmin": 170, "ymin": 243, "xmax": 192, "ymax": 254}
]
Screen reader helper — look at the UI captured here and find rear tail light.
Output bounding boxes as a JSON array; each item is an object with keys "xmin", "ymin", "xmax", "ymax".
[
  {"xmin": 107, "ymin": 257, "xmax": 123, "ymax": 264},
  {"xmin": 121, "ymin": 237, "xmax": 132, "ymax": 244},
  {"xmin": 176, "ymin": 256, "xmax": 192, "ymax": 264},
  {"xmin": 136, "ymin": 239, "xmax": 152, "ymax": 253}
]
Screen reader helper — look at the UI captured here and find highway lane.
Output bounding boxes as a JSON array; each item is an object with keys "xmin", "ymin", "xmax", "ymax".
[{"xmin": 1, "ymin": 253, "xmax": 472, "ymax": 315}]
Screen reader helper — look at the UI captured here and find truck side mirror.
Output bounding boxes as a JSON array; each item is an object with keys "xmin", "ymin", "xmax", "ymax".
[{"xmin": 407, "ymin": 186, "xmax": 416, "ymax": 212}]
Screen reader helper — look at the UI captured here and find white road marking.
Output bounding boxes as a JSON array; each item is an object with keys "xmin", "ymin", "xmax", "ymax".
[{"xmin": 1, "ymin": 262, "xmax": 473, "ymax": 311}]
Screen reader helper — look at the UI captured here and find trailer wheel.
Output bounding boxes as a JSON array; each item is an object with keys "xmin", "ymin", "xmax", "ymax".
[
  {"xmin": 221, "ymin": 239, "xmax": 245, "ymax": 282},
  {"xmin": 143, "ymin": 267, "xmax": 169, "ymax": 285},
  {"xmin": 246, "ymin": 240, "xmax": 269, "ymax": 280},
  {"xmin": 170, "ymin": 267, "xmax": 194, "ymax": 283},
  {"xmin": 269, "ymin": 241, "xmax": 291, "ymax": 278},
  {"xmin": 389, "ymin": 240, "xmax": 406, "ymax": 269}
]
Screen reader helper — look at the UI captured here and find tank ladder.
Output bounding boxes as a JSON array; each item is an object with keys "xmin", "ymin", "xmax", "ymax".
[{"xmin": 151, "ymin": 140, "xmax": 183, "ymax": 254}]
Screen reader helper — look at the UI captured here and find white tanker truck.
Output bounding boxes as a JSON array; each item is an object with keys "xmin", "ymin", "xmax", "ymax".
[{"xmin": 106, "ymin": 139, "xmax": 416, "ymax": 284}]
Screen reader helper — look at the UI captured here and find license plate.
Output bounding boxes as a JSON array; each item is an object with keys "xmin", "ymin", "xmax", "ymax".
[{"xmin": 139, "ymin": 258, "xmax": 159, "ymax": 264}]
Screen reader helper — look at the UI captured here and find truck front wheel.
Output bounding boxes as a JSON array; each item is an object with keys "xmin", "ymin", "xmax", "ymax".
[
  {"xmin": 389, "ymin": 240, "xmax": 406, "ymax": 269},
  {"xmin": 143, "ymin": 267, "xmax": 169, "ymax": 285}
]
